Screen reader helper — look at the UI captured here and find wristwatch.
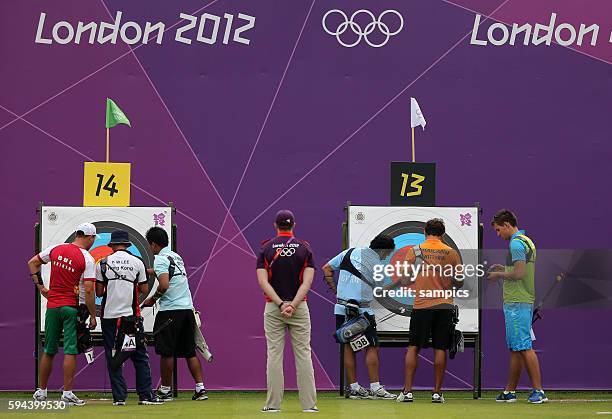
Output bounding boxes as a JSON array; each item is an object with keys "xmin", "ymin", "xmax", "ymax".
[{"xmin": 31, "ymin": 272, "xmax": 43, "ymax": 285}]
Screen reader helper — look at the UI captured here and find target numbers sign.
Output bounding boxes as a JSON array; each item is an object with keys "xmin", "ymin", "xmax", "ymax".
[
  {"xmin": 83, "ymin": 162, "xmax": 131, "ymax": 207},
  {"xmin": 39, "ymin": 206, "xmax": 172, "ymax": 333},
  {"xmin": 390, "ymin": 162, "xmax": 436, "ymax": 206},
  {"xmin": 348, "ymin": 205, "xmax": 479, "ymax": 333}
]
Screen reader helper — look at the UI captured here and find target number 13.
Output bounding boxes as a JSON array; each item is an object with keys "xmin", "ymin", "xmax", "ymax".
[{"xmin": 400, "ymin": 172, "xmax": 425, "ymax": 197}]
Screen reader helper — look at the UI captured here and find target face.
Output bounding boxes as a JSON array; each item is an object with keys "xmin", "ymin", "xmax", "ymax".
[
  {"xmin": 348, "ymin": 206, "xmax": 479, "ymax": 333},
  {"xmin": 65, "ymin": 221, "xmax": 156, "ymax": 311},
  {"xmin": 40, "ymin": 206, "xmax": 172, "ymax": 333}
]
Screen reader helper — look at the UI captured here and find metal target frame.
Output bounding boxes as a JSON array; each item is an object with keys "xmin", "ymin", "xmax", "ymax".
[
  {"xmin": 338, "ymin": 202, "xmax": 483, "ymax": 399},
  {"xmin": 33, "ymin": 203, "xmax": 177, "ymax": 391}
]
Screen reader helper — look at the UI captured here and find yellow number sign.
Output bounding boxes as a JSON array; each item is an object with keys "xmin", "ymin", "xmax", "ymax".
[{"xmin": 83, "ymin": 162, "xmax": 131, "ymax": 207}]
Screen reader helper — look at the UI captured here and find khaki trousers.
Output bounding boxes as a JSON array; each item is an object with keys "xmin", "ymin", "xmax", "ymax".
[{"xmin": 264, "ymin": 301, "xmax": 317, "ymax": 410}]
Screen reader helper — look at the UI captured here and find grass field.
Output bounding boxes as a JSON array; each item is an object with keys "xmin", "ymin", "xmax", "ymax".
[{"xmin": 2, "ymin": 391, "xmax": 612, "ymax": 418}]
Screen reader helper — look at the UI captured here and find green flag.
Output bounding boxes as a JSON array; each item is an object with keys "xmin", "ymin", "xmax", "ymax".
[{"xmin": 105, "ymin": 98, "xmax": 131, "ymax": 128}]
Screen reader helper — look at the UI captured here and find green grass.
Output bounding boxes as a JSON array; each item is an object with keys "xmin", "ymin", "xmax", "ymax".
[{"xmin": 1, "ymin": 391, "xmax": 612, "ymax": 419}]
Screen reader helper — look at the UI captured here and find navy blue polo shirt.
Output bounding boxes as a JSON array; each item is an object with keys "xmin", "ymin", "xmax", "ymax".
[{"xmin": 256, "ymin": 231, "xmax": 315, "ymax": 302}]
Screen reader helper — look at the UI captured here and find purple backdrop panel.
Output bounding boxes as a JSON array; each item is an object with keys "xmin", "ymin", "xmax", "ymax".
[{"xmin": 1, "ymin": 0, "xmax": 611, "ymax": 390}]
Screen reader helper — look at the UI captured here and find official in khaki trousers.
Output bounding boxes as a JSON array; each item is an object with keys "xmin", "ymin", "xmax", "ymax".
[{"xmin": 256, "ymin": 210, "xmax": 318, "ymax": 413}]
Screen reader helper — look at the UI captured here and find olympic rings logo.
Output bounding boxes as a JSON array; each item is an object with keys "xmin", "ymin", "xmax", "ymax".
[
  {"xmin": 322, "ymin": 9, "xmax": 404, "ymax": 48},
  {"xmin": 278, "ymin": 248, "xmax": 296, "ymax": 257}
]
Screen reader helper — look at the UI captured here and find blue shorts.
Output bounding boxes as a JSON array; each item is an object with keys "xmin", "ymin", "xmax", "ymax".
[{"xmin": 503, "ymin": 302, "xmax": 533, "ymax": 351}]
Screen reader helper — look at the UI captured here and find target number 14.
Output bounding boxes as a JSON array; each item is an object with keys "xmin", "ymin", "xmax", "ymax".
[
  {"xmin": 83, "ymin": 162, "xmax": 131, "ymax": 207},
  {"xmin": 95, "ymin": 174, "xmax": 118, "ymax": 197}
]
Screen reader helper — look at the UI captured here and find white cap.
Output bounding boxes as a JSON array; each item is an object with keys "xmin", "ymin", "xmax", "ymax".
[{"xmin": 75, "ymin": 222, "xmax": 98, "ymax": 236}]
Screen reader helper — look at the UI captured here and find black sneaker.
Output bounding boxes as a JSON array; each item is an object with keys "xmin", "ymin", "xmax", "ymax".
[
  {"xmin": 157, "ymin": 390, "xmax": 173, "ymax": 402},
  {"xmin": 431, "ymin": 392, "xmax": 445, "ymax": 403},
  {"xmin": 139, "ymin": 397, "xmax": 164, "ymax": 405},
  {"xmin": 192, "ymin": 388, "xmax": 208, "ymax": 401},
  {"xmin": 112, "ymin": 400, "xmax": 126, "ymax": 406}
]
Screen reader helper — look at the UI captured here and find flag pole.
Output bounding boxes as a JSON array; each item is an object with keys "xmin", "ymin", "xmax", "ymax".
[
  {"xmin": 106, "ymin": 128, "xmax": 110, "ymax": 163},
  {"xmin": 411, "ymin": 126, "xmax": 415, "ymax": 162}
]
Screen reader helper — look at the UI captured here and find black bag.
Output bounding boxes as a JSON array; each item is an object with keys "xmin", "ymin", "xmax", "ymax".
[
  {"xmin": 449, "ymin": 305, "xmax": 464, "ymax": 360},
  {"xmin": 334, "ymin": 299, "xmax": 371, "ymax": 345},
  {"xmin": 109, "ymin": 315, "xmax": 145, "ymax": 370},
  {"xmin": 76, "ymin": 305, "xmax": 92, "ymax": 354},
  {"xmin": 335, "ymin": 316, "xmax": 371, "ymax": 344}
]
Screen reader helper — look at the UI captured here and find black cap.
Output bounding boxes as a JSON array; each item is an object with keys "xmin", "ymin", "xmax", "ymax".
[
  {"xmin": 108, "ymin": 230, "xmax": 131, "ymax": 245},
  {"xmin": 275, "ymin": 210, "xmax": 295, "ymax": 228}
]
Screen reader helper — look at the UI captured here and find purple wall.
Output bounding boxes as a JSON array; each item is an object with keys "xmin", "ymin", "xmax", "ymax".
[{"xmin": 1, "ymin": 0, "xmax": 611, "ymax": 390}]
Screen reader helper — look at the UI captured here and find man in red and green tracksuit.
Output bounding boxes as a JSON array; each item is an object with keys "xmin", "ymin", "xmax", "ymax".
[{"xmin": 27, "ymin": 223, "xmax": 98, "ymax": 406}]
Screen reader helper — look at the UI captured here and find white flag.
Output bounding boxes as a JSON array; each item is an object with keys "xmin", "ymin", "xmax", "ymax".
[{"xmin": 410, "ymin": 97, "xmax": 426, "ymax": 130}]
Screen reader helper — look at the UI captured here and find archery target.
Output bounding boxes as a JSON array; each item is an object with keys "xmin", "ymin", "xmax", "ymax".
[
  {"xmin": 348, "ymin": 206, "xmax": 479, "ymax": 333},
  {"xmin": 39, "ymin": 206, "xmax": 172, "ymax": 333}
]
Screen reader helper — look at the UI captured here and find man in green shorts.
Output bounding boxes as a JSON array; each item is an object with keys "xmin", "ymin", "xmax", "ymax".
[{"xmin": 27, "ymin": 223, "xmax": 98, "ymax": 406}]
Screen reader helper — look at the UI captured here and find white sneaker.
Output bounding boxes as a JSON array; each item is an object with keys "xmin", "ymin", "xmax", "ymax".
[
  {"xmin": 346, "ymin": 385, "xmax": 369, "ymax": 399},
  {"xmin": 61, "ymin": 392, "xmax": 86, "ymax": 406},
  {"xmin": 261, "ymin": 406, "xmax": 281, "ymax": 412},
  {"xmin": 33, "ymin": 388, "xmax": 47, "ymax": 401},
  {"xmin": 113, "ymin": 401, "xmax": 126, "ymax": 406},
  {"xmin": 369, "ymin": 386, "xmax": 396, "ymax": 400},
  {"xmin": 396, "ymin": 391, "xmax": 414, "ymax": 403},
  {"xmin": 302, "ymin": 406, "xmax": 319, "ymax": 412}
]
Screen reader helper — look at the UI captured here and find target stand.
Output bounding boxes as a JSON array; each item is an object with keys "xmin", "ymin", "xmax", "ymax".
[
  {"xmin": 338, "ymin": 203, "xmax": 483, "ymax": 399},
  {"xmin": 34, "ymin": 204, "xmax": 179, "ymax": 395}
]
